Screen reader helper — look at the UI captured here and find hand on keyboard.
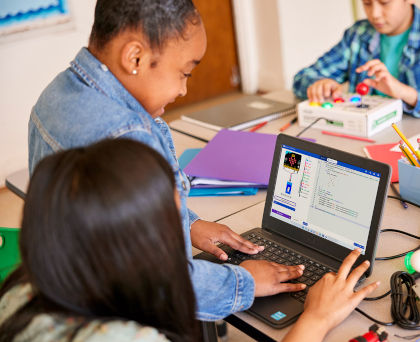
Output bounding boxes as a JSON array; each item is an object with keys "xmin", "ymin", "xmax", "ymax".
[
  {"xmin": 240, "ymin": 260, "xmax": 306, "ymax": 297},
  {"xmin": 301, "ymin": 249, "xmax": 379, "ymax": 333},
  {"xmin": 190, "ymin": 220, "xmax": 264, "ymax": 261}
]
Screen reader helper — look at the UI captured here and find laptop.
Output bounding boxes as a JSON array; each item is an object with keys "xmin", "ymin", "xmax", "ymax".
[
  {"xmin": 196, "ymin": 134, "xmax": 391, "ymax": 328},
  {"xmin": 181, "ymin": 95, "xmax": 296, "ymax": 131}
]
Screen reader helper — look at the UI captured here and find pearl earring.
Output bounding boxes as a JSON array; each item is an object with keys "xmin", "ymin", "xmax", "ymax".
[{"xmin": 132, "ymin": 69, "xmax": 138, "ymax": 75}]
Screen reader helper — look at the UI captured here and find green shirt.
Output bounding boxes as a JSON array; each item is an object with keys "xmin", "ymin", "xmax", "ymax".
[{"xmin": 374, "ymin": 27, "xmax": 411, "ymax": 96}]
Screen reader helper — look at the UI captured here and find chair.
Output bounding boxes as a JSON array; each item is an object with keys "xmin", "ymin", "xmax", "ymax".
[{"xmin": 0, "ymin": 228, "xmax": 20, "ymax": 283}]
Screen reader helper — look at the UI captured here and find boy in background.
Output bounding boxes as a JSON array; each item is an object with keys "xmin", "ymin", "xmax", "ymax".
[{"xmin": 293, "ymin": 0, "xmax": 420, "ymax": 118}]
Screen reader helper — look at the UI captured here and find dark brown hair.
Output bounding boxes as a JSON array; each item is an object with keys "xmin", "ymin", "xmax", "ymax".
[
  {"xmin": 0, "ymin": 138, "xmax": 198, "ymax": 341},
  {"xmin": 89, "ymin": 0, "xmax": 201, "ymax": 50}
]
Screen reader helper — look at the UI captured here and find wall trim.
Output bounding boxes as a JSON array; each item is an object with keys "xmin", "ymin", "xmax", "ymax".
[{"xmin": 231, "ymin": 0, "xmax": 259, "ymax": 94}]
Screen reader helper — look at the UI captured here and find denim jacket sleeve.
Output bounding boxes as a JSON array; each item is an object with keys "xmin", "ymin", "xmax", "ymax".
[
  {"xmin": 188, "ymin": 208, "xmax": 200, "ymax": 227},
  {"xmin": 189, "ymin": 260, "xmax": 255, "ymax": 320}
]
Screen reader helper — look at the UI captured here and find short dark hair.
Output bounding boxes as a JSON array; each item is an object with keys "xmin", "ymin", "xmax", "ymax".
[
  {"xmin": 0, "ymin": 139, "xmax": 198, "ymax": 342},
  {"xmin": 89, "ymin": 0, "xmax": 201, "ymax": 50}
]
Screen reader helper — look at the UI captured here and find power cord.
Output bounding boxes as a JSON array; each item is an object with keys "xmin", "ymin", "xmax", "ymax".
[
  {"xmin": 356, "ymin": 229, "xmax": 420, "ymax": 329},
  {"xmin": 295, "ymin": 117, "xmax": 327, "ymax": 137},
  {"xmin": 356, "ymin": 272, "xmax": 420, "ymax": 329},
  {"xmin": 375, "ymin": 229, "xmax": 419, "ymax": 261},
  {"xmin": 390, "ymin": 271, "xmax": 420, "ymax": 330},
  {"xmin": 388, "ymin": 195, "xmax": 420, "ymax": 209}
]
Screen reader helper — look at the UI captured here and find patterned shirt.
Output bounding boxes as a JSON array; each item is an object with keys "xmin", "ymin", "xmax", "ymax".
[
  {"xmin": 0, "ymin": 284, "xmax": 170, "ymax": 342},
  {"xmin": 293, "ymin": 5, "xmax": 420, "ymax": 118}
]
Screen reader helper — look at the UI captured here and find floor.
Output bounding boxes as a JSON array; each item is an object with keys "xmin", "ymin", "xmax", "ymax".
[{"xmin": 0, "ymin": 91, "xmax": 256, "ymax": 341}]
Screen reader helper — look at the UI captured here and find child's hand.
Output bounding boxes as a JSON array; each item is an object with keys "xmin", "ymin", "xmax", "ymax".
[
  {"xmin": 307, "ymin": 79, "xmax": 343, "ymax": 103},
  {"xmin": 281, "ymin": 249, "xmax": 379, "ymax": 342},
  {"xmin": 356, "ymin": 59, "xmax": 418, "ymax": 107},
  {"xmin": 240, "ymin": 260, "xmax": 305, "ymax": 296},
  {"xmin": 356, "ymin": 59, "xmax": 400, "ymax": 97},
  {"xmin": 190, "ymin": 220, "xmax": 264, "ymax": 261},
  {"xmin": 303, "ymin": 249, "xmax": 378, "ymax": 331}
]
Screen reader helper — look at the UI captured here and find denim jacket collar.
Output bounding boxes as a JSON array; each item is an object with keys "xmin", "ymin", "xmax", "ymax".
[{"xmin": 70, "ymin": 47, "xmax": 147, "ymax": 115}]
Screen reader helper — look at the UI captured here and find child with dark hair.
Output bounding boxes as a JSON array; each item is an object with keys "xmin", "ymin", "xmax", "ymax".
[
  {"xmin": 0, "ymin": 139, "xmax": 379, "ymax": 342},
  {"xmin": 293, "ymin": 0, "xmax": 420, "ymax": 117},
  {"xmin": 1, "ymin": 139, "xmax": 199, "ymax": 341},
  {"xmin": 28, "ymin": 0, "xmax": 304, "ymax": 320}
]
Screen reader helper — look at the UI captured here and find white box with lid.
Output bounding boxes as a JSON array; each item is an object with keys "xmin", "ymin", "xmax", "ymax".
[{"xmin": 297, "ymin": 94, "xmax": 403, "ymax": 137}]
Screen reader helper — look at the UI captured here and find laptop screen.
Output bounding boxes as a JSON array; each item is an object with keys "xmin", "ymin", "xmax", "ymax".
[{"xmin": 269, "ymin": 144, "xmax": 381, "ymax": 255}]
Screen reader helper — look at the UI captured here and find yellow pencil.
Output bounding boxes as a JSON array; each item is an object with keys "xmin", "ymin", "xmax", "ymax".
[
  {"xmin": 400, "ymin": 144, "xmax": 420, "ymax": 167},
  {"xmin": 399, "ymin": 144, "xmax": 417, "ymax": 166},
  {"xmin": 392, "ymin": 123, "xmax": 420, "ymax": 163}
]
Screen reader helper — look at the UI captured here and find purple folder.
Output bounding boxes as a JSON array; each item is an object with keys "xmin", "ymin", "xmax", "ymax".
[{"xmin": 183, "ymin": 129, "xmax": 277, "ymax": 186}]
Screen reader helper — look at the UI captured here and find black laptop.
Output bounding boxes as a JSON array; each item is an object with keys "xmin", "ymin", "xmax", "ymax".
[{"xmin": 196, "ymin": 134, "xmax": 391, "ymax": 328}]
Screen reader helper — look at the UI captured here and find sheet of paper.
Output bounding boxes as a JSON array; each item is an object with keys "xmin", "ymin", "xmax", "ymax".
[
  {"xmin": 390, "ymin": 133, "xmax": 420, "ymax": 152},
  {"xmin": 190, "ymin": 177, "xmax": 259, "ymax": 187}
]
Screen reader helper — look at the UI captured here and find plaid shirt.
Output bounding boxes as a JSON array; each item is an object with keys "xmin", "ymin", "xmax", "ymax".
[{"xmin": 293, "ymin": 5, "xmax": 420, "ymax": 117}]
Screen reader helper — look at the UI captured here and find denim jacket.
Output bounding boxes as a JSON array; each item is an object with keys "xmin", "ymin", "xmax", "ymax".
[
  {"xmin": 28, "ymin": 48, "xmax": 254, "ymax": 320},
  {"xmin": 293, "ymin": 5, "xmax": 420, "ymax": 117}
]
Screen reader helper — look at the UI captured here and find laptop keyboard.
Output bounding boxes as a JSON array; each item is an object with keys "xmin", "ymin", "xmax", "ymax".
[{"xmin": 223, "ymin": 232, "xmax": 334, "ymax": 303}]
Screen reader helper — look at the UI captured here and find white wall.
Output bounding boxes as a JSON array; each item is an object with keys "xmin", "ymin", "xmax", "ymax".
[
  {"xmin": 234, "ymin": 1, "xmax": 355, "ymax": 93},
  {"xmin": 275, "ymin": 0, "xmax": 354, "ymax": 91},
  {"xmin": 0, "ymin": 0, "xmax": 95, "ymax": 186},
  {"xmin": 253, "ymin": 0, "xmax": 285, "ymax": 91}
]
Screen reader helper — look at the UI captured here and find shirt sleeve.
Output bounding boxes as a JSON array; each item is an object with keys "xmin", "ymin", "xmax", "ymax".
[
  {"xmin": 402, "ymin": 93, "xmax": 420, "ymax": 118},
  {"xmin": 189, "ymin": 260, "xmax": 255, "ymax": 320},
  {"xmin": 292, "ymin": 27, "xmax": 354, "ymax": 99},
  {"xmin": 188, "ymin": 208, "xmax": 200, "ymax": 227}
]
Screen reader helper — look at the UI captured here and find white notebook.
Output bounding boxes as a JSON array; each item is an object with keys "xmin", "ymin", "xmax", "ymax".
[{"xmin": 181, "ymin": 95, "xmax": 296, "ymax": 131}]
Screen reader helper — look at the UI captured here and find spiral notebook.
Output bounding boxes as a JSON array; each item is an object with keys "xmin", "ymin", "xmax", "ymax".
[{"xmin": 181, "ymin": 95, "xmax": 296, "ymax": 131}]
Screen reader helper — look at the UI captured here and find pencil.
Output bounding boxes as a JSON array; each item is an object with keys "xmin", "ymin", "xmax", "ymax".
[
  {"xmin": 391, "ymin": 123, "xmax": 420, "ymax": 163},
  {"xmin": 399, "ymin": 144, "xmax": 419, "ymax": 167},
  {"xmin": 279, "ymin": 117, "xmax": 298, "ymax": 132},
  {"xmin": 249, "ymin": 121, "xmax": 268, "ymax": 132},
  {"xmin": 321, "ymin": 130, "xmax": 376, "ymax": 143}
]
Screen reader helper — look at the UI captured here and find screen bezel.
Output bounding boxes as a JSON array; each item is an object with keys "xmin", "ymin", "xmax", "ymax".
[{"xmin": 262, "ymin": 134, "xmax": 391, "ymax": 275}]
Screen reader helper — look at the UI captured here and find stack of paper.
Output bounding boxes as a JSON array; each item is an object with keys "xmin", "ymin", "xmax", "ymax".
[{"xmin": 180, "ymin": 130, "xmax": 277, "ymax": 196}]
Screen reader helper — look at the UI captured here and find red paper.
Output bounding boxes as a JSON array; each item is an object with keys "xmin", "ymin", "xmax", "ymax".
[{"xmin": 363, "ymin": 143, "xmax": 402, "ymax": 183}]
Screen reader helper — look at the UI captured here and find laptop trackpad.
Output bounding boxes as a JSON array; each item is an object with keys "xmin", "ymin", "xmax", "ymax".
[{"xmin": 248, "ymin": 293, "xmax": 304, "ymax": 328}]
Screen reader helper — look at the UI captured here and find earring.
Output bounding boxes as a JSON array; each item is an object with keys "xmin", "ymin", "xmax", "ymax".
[{"xmin": 132, "ymin": 69, "xmax": 138, "ymax": 75}]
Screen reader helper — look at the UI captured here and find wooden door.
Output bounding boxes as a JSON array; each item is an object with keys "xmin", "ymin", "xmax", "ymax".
[{"xmin": 165, "ymin": 0, "xmax": 240, "ymax": 110}]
